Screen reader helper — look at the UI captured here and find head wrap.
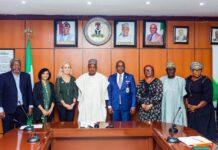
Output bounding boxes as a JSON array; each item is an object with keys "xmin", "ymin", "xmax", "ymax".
[{"xmin": 190, "ymin": 62, "xmax": 203, "ymax": 70}]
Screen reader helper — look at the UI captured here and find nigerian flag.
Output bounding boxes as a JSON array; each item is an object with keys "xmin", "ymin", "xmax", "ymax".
[
  {"xmin": 212, "ymin": 45, "xmax": 218, "ymax": 103},
  {"xmin": 25, "ymin": 36, "xmax": 34, "ymax": 88},
  {"xmin": 25, "ymin": 35, "xmax": 34, "ymax": 125},
  {"xmin": 160, "ymin": 22, "xmax": 164, "ymax": 35}
]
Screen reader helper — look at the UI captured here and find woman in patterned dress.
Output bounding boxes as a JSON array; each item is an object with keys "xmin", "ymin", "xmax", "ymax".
[{"xmin": 137, "ymin": 65, "xmax": 163, "ymax": 122}]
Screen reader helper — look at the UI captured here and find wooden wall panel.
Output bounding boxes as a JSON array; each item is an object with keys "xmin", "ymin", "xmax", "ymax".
[
  {"xmin": 26, "ymin": 20, "xmax": 54, "ymax": 49},
  {"xmin": 77, "ymin": 21, "xmax": 83, "ymax": 49},
  {"xmin": 0, "ymin": 20, "xmax": 25, "ymax": 48},
  {"xmin": 139, "ymin": 49, "xmax": 167, "ymax": 80},
  {"xmin": 32, "ymin": 49, "xmax": 54, "ymax": 83},
  {"xmin": 168, "ymin": 49, "xmax": 194, "ymax": 78},
  {"xmin": 82, "ymin": 20, "xmax": 113, "ymax": 49},
  {"xmin": 54, "ymin": 49, "xmax": 83, "ymax": 79},
  {"xmin": 167, "ymin": 21, "xmax": 195, "ymax": 49},
  {"xmin": 195, "ymin": 21, "xmax": 211, "ymax": 49},
  {"xmin": 136, "ymin": 20, "xmax": 141, "ymax": 48},
  {"xmin": 195, "ymin": 49, "xmax": 212, "ymax": 78},
  {"xmin": 139, "ymin": 21, "xmax": 144, "ymax": 49},
  {"xmin": 195, "ymin": 21, "xmax": 218, "ymax": 49},
  {"xmin": 15, "ymin": 49, "xmax": 25, "ymax": 71},
  {"xmin": 111, "ymin": 49, "xmax": 139, "ymax": 83},
  {"xmin": 83, "ymin": 49, "xmax": 111, "ymax": 77}
]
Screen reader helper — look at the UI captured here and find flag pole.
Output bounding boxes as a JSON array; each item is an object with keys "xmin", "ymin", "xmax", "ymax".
[{"xmin": 24, "ymin": 27, "xmax": 34, "ymax": 125}]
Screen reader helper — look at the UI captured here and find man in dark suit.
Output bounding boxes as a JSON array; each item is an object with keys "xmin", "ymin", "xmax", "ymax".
[
  {"xmin": 0, "ymin": 58, "xmax": 33, "ymax": 133},
  {"xmin": 108, "ymin": 60, "xmax": 136, "ymax": 121}
]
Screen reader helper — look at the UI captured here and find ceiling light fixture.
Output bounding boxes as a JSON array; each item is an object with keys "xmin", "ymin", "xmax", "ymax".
[
  {"xmin": 146, "ymin": 1, "xmax": 150, "ymax": 5},
  {"xmin": 87, "ymin": 1, "xmax": 92, "ymax": 5},
  {"xmin": 21, "ymin": 0, "xmax": 26, "ymax": 4},
  {"xmin": 199, "ymin": 2, "xmax": 205, "ymax": 6}
]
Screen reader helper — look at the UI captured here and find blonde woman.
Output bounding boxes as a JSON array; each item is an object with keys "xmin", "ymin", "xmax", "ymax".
[{"xmin": 55, "ymin": 62, "xmax": 78, "ymax": 122}]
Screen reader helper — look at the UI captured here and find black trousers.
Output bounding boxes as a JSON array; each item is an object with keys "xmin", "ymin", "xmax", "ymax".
[
  {"xmin": 3, "ymin": 106, "xmax": 27, "ymax": 133},
  {"xmin": 57, "ymin": 104, "xmax": 75, "ymax": 122}
]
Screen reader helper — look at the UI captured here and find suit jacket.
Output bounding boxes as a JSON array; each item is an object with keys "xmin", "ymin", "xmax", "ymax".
[
  {"xmin": 0, "ymin": 71, "xmax": 33, "ymax": 114},
  {"xmin": 146, "ymin": 33, "xmax": 163, "ymax": 43},
  {"xmin": 33, "ymin": 81, "xmax": 56, "ymax": 120},
  {"xmin": 108, "ymin": 73, "xmax": 136, "ymax": 111}
]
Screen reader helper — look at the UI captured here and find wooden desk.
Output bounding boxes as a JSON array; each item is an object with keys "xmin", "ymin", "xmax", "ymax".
[{"xmin": 0, "ymin": 121, "xmax": 217, "ymax": 150}]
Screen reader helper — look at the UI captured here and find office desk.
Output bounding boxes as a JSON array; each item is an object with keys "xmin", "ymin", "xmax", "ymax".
[{"xmin": 0, "ymin": 121, "xmax": 217, "ymax": 150}]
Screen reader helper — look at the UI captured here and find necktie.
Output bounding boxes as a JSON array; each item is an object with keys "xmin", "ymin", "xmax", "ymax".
[
  {"xmin": 149, "ymin": 34, "xmax": 153, "ymax": 41},
  {"xmin": 118, "ymin": 74, "xmax": 122, "ymax": 89}
]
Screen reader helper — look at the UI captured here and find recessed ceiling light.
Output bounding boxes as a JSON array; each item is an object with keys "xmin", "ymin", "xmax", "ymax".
[
  {"xmin": 21, "ymin": 0, "xmax": 26, "ymax": 4},
  {"xmin": 146, "ymin": 1, "xmax": 150, "ymax": 5},
  {"xmin": 87, "ymin": 1, "xmax": 92, "ymax": 5},
  {"xmin": 199, "ymin": 2, "xmax": 205, "ymax": 6}
]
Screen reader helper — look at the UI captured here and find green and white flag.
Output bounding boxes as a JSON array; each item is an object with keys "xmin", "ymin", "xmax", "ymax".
[
  {"xmin": 25, "ymin": 35, "xmax": 34, "ymax": 125},
  {"xmin": 212, "ymin": 45, "xmax": 218, "ymax": 103},
  {"xmin": 160, "ymin": 22, "xmax": 164, "ymax": 35},
  {"xmin": 25, "ymin": 36, "xmax": 34, "ymax": 89}
]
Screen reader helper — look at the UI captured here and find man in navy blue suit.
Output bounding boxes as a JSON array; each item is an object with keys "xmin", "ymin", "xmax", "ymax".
[
  {"xmin": 108, "ymin": 60, "xmax": 136, "ymax": 121},
  {"xmin": 0, "ymin": 58, "xmax": 33, "ymax": 133}
]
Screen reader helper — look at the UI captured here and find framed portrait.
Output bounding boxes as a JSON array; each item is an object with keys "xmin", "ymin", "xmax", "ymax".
[
  {"xmin": 114, "ymin": 20, "xmax": 137, "ymax": 47},
  {"xmin": 54, "ymin": 20, "xmax": 78, "ymax": 47},
  {"xmin": 174, "ymin": 26, "xmax": 189, "ymax": 44},
  {"xmin": 84, "ymin": 17, "xmax": 112, "ymax": 46},
  {"xmin": 0, "ymin": 49, "xmax": 14, "ymax": 74},
  {"xmin": 211, "ymin": 27, "xmax": 218, "ymax": 45},
  {"xmin": 143, "ymin": 20, "xmax": 166, "ymax": 48}
]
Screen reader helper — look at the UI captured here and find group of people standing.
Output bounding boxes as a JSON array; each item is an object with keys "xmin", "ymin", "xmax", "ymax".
[{"xmin": 0, "ymin": 58, "xmax": 216, "ymax": 141}]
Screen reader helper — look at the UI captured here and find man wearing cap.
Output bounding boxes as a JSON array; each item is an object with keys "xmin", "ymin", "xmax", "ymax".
[
  {"xmin": 117, "ymin": 23, "xmax": 134, "ymax": 45},
  {"xmin": 160, "ymin": 62, "xmax": 187, "ymax": 126},
  {"xmin": 75, "ymin": 59, "xmax": 109, "ymax": 122}
]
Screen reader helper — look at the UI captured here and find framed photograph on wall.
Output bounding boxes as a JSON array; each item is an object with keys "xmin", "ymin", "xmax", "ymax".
[
  {"xmin": 114, "ymin": 20, "xmax": 137, "ymax": 47},
  {"xmin": 0, "ymin": 49, "xmax": 14, "ymax": 74},
  {"xmin": 174, "ymin": 26, "xmax": 189, "ymax": 44},
  {"xmin": 211, "ymin": 27, "xmax": 218, "ymax": 45},
  {"xmin": 143, "ymin": 20, "xmax": 166, "ymax": 48},
  {"xmin": 54, "ymin": 20, "xmax": 78, "ymax": 47}
]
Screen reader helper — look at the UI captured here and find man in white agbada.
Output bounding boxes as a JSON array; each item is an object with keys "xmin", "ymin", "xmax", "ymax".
[
  {"xmin": 160, "ymin": 62, "xmax": 187, "ymax": 126},
  {"xmin": 76, "ymin": 59, "xmax": 109, "ymax": 122}
]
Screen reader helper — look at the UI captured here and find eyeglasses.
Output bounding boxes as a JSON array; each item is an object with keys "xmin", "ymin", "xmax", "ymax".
[
  {"xmin": 192, "ymin": 69, "xmax": 202, "ymax": 72},
  {"xmin": 145, "ymin": 69, "xmax": 153, "ymax": 72}
]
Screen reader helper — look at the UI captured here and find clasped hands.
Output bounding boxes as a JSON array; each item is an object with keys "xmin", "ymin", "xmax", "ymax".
[
  {"xmin": 62, "ymin": 98, "xmax": 76, "ymax": 110},
  {"xmin": 187, "ymin": 104, "xmax": 198, "ymax": 112},
  {"xmin": 141, "ymin": 103, "xmax": 153, "ymax": 111}
]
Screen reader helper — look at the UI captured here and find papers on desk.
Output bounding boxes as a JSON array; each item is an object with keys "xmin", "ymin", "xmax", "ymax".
[
  {"xmin": 78, "ymin": 121, "xmax": 109, "ymax": 128},
  {"xmin": 20, "ymin": 124, "xmax": 43, "ymax": 130},
  {"xmin": 178, "ymin": 136, "xmax": 212, "ymax": 146},
  {"xmin": 79, "ymin": 121, "xmax": 96, "ymax": 128}
]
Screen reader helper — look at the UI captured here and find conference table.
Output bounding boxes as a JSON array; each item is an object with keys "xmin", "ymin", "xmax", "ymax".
[{"xmin": 0, "ymin": 121, "xmax": 217, "ymax": 150}]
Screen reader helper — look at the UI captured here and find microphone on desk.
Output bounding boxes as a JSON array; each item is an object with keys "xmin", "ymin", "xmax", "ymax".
[
  {"xmin": 18, "ymin": 101, "xmax": 34, "ymax": 131},
  {"xmin": 167, "ymin": 107, "xmax": 181, "ymax": 143},
  {"xmin": 13, "ymin": 116, "xmax": 40, "ymax": 143},
  {"xmin": 18, "ymin": 102, "xmax": 40, "ymax": 143}
]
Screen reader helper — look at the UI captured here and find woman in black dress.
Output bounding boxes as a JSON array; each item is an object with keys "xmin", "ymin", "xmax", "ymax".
[
  {"xmin": 185, "ymin": 62, "xmax": 217, "ymax": 140},
  {"xmin": 33, "ymin": 68, "xmax": 56, "ymax": 123},
  {"xmin": 137, "ymin": 65, "xmax": 163, "ymax": 122}
]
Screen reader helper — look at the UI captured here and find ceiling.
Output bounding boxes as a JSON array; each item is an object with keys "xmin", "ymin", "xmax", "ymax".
[{"xmin": 0, "ymin": 0, "xmax": 217, "ymax": 17}]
